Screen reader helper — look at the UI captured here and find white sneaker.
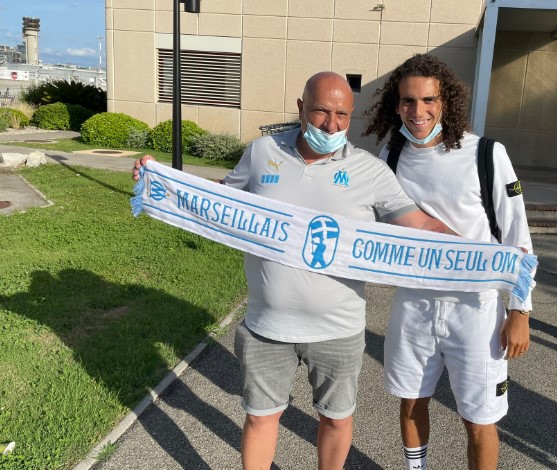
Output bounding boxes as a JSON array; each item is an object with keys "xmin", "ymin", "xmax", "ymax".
[{"xmin": 0, "ymin": 441, "xmax": 15, "ymax": 455}]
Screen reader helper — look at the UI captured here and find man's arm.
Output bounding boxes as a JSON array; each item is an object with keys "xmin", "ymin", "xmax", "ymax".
[
  {"xmin": 500, "ymin": 309, "xmax": 530, "ymax": 359},
  {"xmin": 390, "ymin": 209, "xmax": 459, "ymax": 235},
  {"xmin": 491, "ymin": 144, "xmax": 533, "ymax": 359}
]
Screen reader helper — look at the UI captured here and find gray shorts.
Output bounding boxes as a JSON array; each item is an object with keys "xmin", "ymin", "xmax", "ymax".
[{"xmin": 234, "ymin": 321, "xmax": 365, "ymax": 419}]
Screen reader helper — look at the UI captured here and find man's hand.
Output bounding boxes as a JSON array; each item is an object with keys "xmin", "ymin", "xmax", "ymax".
[
  {"xmin": 132, "ymin": 155, "xmax": 157, "ymax": 181},
  {"xmin": 391, "ymin": 210, "xmax": 459, "ymax": 235},
  {"xmin": 500, "ymin": 310, "xmax": 530, "ymax": 359}
]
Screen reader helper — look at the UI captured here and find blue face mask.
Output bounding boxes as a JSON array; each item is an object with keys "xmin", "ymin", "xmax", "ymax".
[
  {"xmin": 399, "ymin": 122, "xmax": 443, "ymax": 146},
  {"xmin": 303, "ymin": 121, "xmax": 348, "ymax": 155}
]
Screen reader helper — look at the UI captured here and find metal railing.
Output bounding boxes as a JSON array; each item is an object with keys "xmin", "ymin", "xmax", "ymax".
[{"xmin": 259, "ymin": 121, "xmax": 300, "ymax": 136}]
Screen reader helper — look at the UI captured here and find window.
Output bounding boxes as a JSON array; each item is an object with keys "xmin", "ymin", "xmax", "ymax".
[
  {"xmin": 158, "ymin": 48, "xmax": 241, "ymax": 107},
  {"xmin": 346, "ymin": 74, "xmax": 362, "ymax": 93}
]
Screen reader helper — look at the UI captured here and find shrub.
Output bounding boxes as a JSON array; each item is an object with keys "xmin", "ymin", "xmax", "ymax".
[
  {"xmin": 19, "ymin": 83, "xmax": 44, "ymax": 107},
  {"xmin": 68, "ymin": 104, "xmax": 94, "ymax": 131},
  {"xmin": 31, "ymin": 102, "xmax": 71, "ymax": 130},
  {"xmin": 189, "ymin": 133, "xmax": 246, "ymax": 161},
  {"xmin": 0, "ymin": 111, "xmax": 9, "ymax": 132},
  {"xmin": 12, "ymin": 101, "xmax": 36, "ymax": 119},
  {"xmin": 30, "ymin": 102, "xmax": 93, "ymax": 131},
  {"xmin": 81, "ymin": 112, "xmax": 150, "ymax": 148},
  {"xmin": 148, "ymin": 119, "xmax": 206, "ymax": 153},
  {"xmin": 0, "ymin": 107, "xmax": 30, "ymax": 129},
  {"xmin": 20, "ymin": 79, "xmax": 107, "ymax": 113},
  {"xmin": 126, "ymin": 127, "xmax": 150, "ymax": 149}
]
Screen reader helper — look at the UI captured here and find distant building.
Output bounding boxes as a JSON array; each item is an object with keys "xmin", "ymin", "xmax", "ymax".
[
  {"xmin": 0, "ymin": 17, "xmax": 40, "ymax": 66},
  {"xmin": 0, "ymin": 44, "xmax": 25, "ymax": 64},
  {"xmin": 106, "ymin": 0, "xmax": 556, "ymax": 169}
]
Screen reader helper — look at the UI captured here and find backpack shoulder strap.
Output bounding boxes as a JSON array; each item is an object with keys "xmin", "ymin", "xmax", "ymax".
[
  {"xmin": 477, "ymin": 137, "xmax": 501, "ymax": 243},
  {"xmin": 387, "ymin": 144, "xmax": 403, "ymax": 174}
]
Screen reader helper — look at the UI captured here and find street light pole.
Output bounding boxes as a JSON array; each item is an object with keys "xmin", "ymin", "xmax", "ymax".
[
  {"xmin": 172, "ymin": 0, "xmax": 182, "ymax": 170},
  {"xmin": 97, "ymin": 36, "xmax": 103, "ymax": 88},
  {"xmin": 97, "ymin": 35, "xmax": 103, "ymax": 71},
  {"xmin": 172, "ymin": 0, "xmax": 201, "ymax": 171}
]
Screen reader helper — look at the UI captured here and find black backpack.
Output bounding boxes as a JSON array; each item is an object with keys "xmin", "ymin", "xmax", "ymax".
[{"xmin": 387, "ymin": 137, "xmax": 502, "ymax": 243}]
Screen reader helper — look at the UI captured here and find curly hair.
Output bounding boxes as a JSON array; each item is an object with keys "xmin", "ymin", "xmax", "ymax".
[{"xmin": 363, "ymin": 54, "xmax": 470, "ymax": 152}]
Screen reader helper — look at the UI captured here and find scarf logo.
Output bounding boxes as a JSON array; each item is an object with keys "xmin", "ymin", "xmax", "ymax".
[
  {"xmin": 149, "ymin": 181, "xmax": 168, "ymax": 201},
  {"xmin": 303, "ymin": 216, "xmax": 340, "ymax": 269},
  {"xmin": 333, "ymin": 169, "xmax": 350, "ymax": 187}
]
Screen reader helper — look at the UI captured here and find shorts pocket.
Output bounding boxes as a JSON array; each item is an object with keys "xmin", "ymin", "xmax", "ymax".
[{"xmin": 485, "ymin": 360, "xmax": 508, "ymax": 411}]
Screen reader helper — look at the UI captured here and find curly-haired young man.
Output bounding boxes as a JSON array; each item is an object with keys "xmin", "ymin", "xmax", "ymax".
[{"xmin": 364, "ymin": 54, "xmax": 533, "ymax": 470}]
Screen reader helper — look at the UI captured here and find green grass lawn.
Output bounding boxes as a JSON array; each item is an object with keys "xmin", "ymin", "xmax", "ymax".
[
  {"xmin": 0, "ymin": 164, "xmax": 246, "ymax": 469},
  {"xmin": 5, "ymin": 137, "xmax": 240, "ymax": 170}
]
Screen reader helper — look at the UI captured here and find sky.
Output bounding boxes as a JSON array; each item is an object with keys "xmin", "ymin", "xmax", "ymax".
[{"xmin": 0, "ymin": 0, "xmax": 106, "ymax": 68}]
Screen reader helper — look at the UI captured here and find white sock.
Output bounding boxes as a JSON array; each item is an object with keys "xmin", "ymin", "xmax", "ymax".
[{"xmin": 404, "ymin": 444, "xmax": 428, "ymax": 470}]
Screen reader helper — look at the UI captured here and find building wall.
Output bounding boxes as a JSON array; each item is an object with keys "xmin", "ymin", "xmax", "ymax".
[
  {"xmin": 106, "ymin": 0, "xmax": 483, "ymax": 155},
  {"xmin": 485, "ymin": 32, "xmax": 557, "ymax": 169}
]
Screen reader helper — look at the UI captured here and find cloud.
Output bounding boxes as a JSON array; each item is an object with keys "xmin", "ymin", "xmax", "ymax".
[
  {"xmin": 66, "ymin": 47, "xmax": 96, "ymax": 57},
  {"xmin": 42, "ymin": 47, "xmax": 62, "ymax": 56}
]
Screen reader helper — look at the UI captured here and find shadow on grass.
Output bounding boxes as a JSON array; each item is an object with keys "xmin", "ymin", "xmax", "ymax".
[
  {"xmin": 0, "ymin": 268, "xmax": 217, "ymax": 408},
  {"xmin": 59, "ymin": 160, "xmax": 134, "ymax": 197},
  {"xmin": 1, "ymin": 267, "xmax": 381, "ymax": 468}
]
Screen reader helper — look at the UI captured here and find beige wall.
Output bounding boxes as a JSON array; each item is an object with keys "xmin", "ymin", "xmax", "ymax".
[
  {"xmin": 104, "ymin": 0, "xmax": 554, "ymax": 169},
  {"xmin": 485, "ymin": 32, "xmax": 557, "ymax": 169}
]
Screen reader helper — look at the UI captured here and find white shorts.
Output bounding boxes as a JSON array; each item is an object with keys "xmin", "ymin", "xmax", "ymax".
[{"xmin": 384, "ymin": 288, "xmax": 509, "ymax": 425}]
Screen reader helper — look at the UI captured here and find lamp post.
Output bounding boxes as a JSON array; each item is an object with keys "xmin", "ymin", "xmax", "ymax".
[
  {"xmin": 97, "ymin": 36, "xmax": 103, "ymax": 71},
  {"xmin": 172, "ymin": 0, "xmax": 201, "ymax": 170},
  {"xmin": 97, "ymin": 36, "xmax": 103, "ymax": 88}
]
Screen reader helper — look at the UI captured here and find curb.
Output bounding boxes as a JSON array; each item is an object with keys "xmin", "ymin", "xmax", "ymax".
[{"xmin": 71, "ymin": 298, "xmax": 247, "ymax": 470}]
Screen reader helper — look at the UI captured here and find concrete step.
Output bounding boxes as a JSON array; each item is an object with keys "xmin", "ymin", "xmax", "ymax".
[
  {"xmin": 526, "ymin": 203, "xmax": 557, "ymax": 220},
  {"xmin": 528, "ymin": 219, "xmax": 557, "ymax": 233},
  {"xmin": 526, "ymin": 203, "xmax": 557, "ymax": 234}
]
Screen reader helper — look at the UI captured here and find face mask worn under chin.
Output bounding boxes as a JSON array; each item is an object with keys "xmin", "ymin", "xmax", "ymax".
[
  {"xmin": 399, "ymin": 122, "xmax": 443, "ymax": 146},
  {"xmin": 303, "ymin": 121, "xmax": 348, "ymax": 154}
]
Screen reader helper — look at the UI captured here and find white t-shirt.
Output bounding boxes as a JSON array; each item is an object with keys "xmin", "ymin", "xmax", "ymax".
[
  {"xmin": 223, "ymin": 128, "xmax": 418, "ymax": 342},
  {"xmin": 379, "ymin": 132, "xmax": 533, "ymax": 310}
]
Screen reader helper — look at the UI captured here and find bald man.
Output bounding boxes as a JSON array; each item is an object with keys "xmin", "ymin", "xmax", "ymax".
[
  {"xmin": 133, "ymin": 72, "xmax": 449, "ymax": 469},
  {"xmin": 223, "ymin": 72, "xmax": 451, "ymax": 469}
]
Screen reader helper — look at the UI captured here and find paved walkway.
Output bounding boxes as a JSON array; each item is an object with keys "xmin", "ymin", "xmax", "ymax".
[
  {"xmin": 0, "ymin": 132, "xmax": 229, "ymax": 215},
  {"xmin": 1, "ymin": 131, "xmax": 556, "ymax": 469}
]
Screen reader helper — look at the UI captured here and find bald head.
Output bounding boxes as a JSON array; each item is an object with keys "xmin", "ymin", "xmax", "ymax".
[
  {"xmin": 296, "ymin": 71, "xmax": 355, "ymax": 158},
  {"xmin": 297, "ymin": 71, "xmax": 354, "ymax": 135},
  {"xmin": 302, "ymin": 72, "xmax": 354, "ymax": 107}
]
